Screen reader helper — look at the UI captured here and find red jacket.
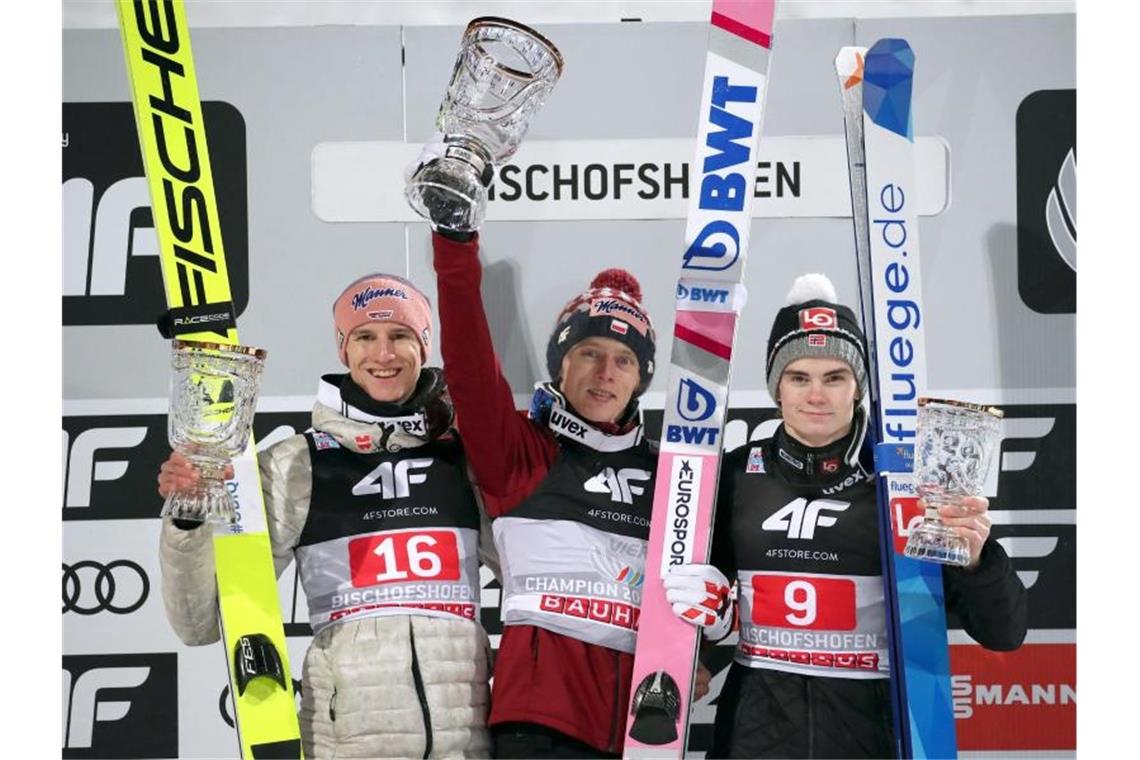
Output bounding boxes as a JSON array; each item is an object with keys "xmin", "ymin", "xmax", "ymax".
[{"xmin": 433, "ymin": 231, "xmax": 635, "ymax": 754}]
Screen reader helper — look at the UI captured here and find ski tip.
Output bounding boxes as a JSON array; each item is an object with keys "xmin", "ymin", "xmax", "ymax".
[
  {"xmin": 834, "ymin": 46, "xmax": 867, "ymax": 88},
  {"xmin": 710, "ymin": 0, "xmax": 776, "ymax": 48},
  {"xmin": 866, "ymin": 38, "xmax": 915, "ymax": 74},
  {"xmin": 863, "ymin": 37, "xmax": 916, "ymax": 140}
]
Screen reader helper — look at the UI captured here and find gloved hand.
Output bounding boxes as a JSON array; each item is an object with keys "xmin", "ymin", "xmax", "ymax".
[{"xmin": 663, "ymin": 563, "xmax": 733, "ymax": 641}]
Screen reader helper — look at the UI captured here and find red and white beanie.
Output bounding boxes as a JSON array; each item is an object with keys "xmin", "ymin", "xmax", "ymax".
[
  {"xmin": 545, "ymin": 269, "xmax": 657, "ymax": 395},
  {"xmin": 332, "ymin": 273, "xmax": 433, "ymax": 366}
]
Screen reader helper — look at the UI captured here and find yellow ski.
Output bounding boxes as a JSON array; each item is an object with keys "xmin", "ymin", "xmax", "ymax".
[{"xmin": 115, "ymin": 1, "xmax": 302, "ymax": 756}]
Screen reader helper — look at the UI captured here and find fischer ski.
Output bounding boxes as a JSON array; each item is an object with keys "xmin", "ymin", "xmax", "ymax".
[
  {"xmin": 836, "ymin": 40, "xmax": 957, "ymax": 758},
  {"xmin": 115, "ymin": 1, "xmax": 302, "ymax": 757},
  {"xmin": 624, "ymin": 2, "xmax": 777, "ymax": 756}
]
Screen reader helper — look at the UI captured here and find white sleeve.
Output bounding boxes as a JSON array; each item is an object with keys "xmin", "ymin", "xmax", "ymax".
[
  {"xmin": 158, "ymin": 518, "xmax": 220, "ymax": 646},
  {"xmin": 157, "ymin": 435, "xmax": 312, "ymax": 646},
  {"xmin": 259, "ymin": 434, "xmax": 312, "ymax": 579}
]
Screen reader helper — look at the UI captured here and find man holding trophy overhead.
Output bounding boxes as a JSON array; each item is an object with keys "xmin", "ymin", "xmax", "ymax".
[{"xmin": 407, "ymin": 16, "xmax": 707, "ymax": 759}]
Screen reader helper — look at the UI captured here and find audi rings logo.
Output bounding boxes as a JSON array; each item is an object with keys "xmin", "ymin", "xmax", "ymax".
[{"xmin": 63, "ymin": 560, "xmax": 150, "ymax": 615}]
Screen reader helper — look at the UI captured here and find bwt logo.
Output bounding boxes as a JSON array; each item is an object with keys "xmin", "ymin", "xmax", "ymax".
[
  {"xmin": 62, "ymin": 421, "xmax": 160, "ymax": 520},
  {"xmin": 799, "ymin": 307, "xmax": 837, "ymax": 330},
  {"xmin": 677, "ymin": 377, "xmax": 717, "ymax": 422},
  {"xmin": 682, "ymin": 74, "xmax": 759, "ymax": 273},
  {"xmin": 584, "ymin": 466, "xmax": 652, "ymax": 505},
  {"xmin": 666, "ymin": 377, "xmax": 720, "ymax": 446},
  {"xmin": 352, "ymin": 458, "xmax": 433, "ymax": 500},
  {"xmin": 62, "ymin": 101, "xmax": 248, "ymax": 326},
  {"xmin": 62, "ymin": 654, "xmax": 177, "ymax": 757},
  {"xmin": 676, "ymin": 283, "xmax": 730, "ymax": 305}
]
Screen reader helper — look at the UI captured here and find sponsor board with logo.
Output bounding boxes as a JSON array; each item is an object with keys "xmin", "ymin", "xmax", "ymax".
[
  {"xmin": 951, "ymin": 643, "xmax": 1076, "ymax": 751},
  {"xmin": 64, "ymin": 12, "xmax": 1074, "ymax": 758},
  {"xmin": 63, "ymin": 653, "xmax": 178, "ymax": 758},
  {"xmin": 60, "ymin": 403, "xmax": 1074, "ymax": 753}
]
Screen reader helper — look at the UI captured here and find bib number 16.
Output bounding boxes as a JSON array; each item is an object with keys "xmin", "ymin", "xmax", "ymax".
[{"xmin": 349, "ymin": 529, "xmax": 461, "ymax": 586}]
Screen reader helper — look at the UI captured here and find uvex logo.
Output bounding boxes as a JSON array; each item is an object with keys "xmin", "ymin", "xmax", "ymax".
[
  {"xmin": 353, "ymin": 458, "xmax": 433, "ymax": 499},
  {"xmin": 550, "ymin": 408, "xmax": 588, "ymax": 439},
  {"xmin": 62, "ymin": 102, "xmax": 248, "ymax": 326},
  {"xmin": 584, "ymin": 467, "xmax": 652, "ymax": 504},
  {"xmin": 62, "ymin": 654, "xmax": 177, "ymax": 757},
  {"xmin": 762, "ymin": 498, "xmax": 849, "ymax": 539}
]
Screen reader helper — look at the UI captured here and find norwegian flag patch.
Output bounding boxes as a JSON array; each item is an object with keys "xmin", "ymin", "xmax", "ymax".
[
  {"xmin": 808, "ymin": 334, "xmax": 828, "ymax": 347},
  {"xmin": 610, "ymin": 319, "xmax": 629, "ymax": 336},
  {"xmin": 355, "ymin": 434, "xmax": 373, "ymax": 451}
]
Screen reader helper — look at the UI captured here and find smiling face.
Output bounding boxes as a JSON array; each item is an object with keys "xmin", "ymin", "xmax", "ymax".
[
  {"xmin": 558, "ymin": 337, "xmax": 641, "ymax": 425},
  {"xmin": 777, "ymin": 356, "xmax": 858, "ymax": 448},
  {"xmin": 345, "ymin": 322, "xmax": 423, "ymax": 404}
]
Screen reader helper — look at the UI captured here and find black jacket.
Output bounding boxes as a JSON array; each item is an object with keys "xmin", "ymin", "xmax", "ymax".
[{"xmin": 708, "ymin": 421, "xmax": 1027, "ymax": 758}]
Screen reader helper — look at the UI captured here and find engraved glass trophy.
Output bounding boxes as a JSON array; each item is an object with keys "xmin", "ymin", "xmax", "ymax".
[
  {"xmin": 405, "ymin": 17, "xmax": 563, "ymax": 231},
  {"xmin": 162, "ymin": 340, "xmax": 267, "ymax": 525},
  {"xmin": 904, "ymin": 397, "xmax": 1003, "ymax": 566}
]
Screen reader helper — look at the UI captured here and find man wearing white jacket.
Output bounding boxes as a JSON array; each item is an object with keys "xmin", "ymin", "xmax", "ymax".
[{"xmin": 158, "ymin": 273, "xmax": 497, "ymax": 759}]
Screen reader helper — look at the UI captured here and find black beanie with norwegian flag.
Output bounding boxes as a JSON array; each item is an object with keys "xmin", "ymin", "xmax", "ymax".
[{"xmin": 766, "ymin": 273, "xmax": 869, "ymax": 403}]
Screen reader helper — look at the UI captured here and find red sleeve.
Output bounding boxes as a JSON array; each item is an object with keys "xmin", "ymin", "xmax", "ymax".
[{"xmin": 432, "ymin": 231, "xmax": 557, "ymax": 516}]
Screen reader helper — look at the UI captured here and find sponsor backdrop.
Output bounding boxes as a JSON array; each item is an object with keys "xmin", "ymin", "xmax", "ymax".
[{"xmin": 63, "ymin": 11, "xmax": 1075, "ymax": 759}]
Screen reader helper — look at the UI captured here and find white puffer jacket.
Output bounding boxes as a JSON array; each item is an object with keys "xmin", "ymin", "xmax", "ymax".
[{"xmin": 159, "ymin": 374, "xmax": 495, "ymax": 759}]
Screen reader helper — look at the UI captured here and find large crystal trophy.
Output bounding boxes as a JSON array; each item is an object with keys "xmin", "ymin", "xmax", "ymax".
[
  {"xmin": 163, "ymin": 340, "xmax": 267, "ymax": 525},
  {"xmin": 904, "ymin": 397, "xmax": 1004, "ymax": 567},
  {"xmin": 405, "ymin": 17, "xmax": 564, "ymax": 231}
]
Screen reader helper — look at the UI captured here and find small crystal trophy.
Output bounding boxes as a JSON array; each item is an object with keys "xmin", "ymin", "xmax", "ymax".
[
  {"xmin": 903, "ymin": 397, "xmax": 1004, "ymax": 567},
  {"xmin": 163, "ymin": 340, "xmax": 267, "ymax": 525},
  {"xmin": 405, "ymin": 17, "xmax": 564, "ymax": 231}
]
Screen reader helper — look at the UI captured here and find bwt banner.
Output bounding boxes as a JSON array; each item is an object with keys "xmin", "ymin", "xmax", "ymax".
[{"xmin": 63, "ymin": 11, "xmax": 1075, "ymax": 759}]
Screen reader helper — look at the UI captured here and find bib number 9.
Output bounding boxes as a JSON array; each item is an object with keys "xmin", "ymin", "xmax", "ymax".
[{"xmin": 752, "ymin": 574, "xmax": 857, "ymax": 631}]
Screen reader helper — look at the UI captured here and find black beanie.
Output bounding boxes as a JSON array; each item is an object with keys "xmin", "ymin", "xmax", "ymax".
[{"xmin": 766, "ymin": 273, "xmax": 869, "ymax": 402}]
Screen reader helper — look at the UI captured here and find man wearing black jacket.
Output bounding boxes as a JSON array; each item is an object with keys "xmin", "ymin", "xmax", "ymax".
[{"xmin": 662, "ymin": 273, "xmax": 1027, "ymax": 758}]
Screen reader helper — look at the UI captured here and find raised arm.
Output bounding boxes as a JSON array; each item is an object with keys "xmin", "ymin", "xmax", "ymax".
[{"xmin": 431, "ymin": 230, "xmax": 556, "ymax": 512}]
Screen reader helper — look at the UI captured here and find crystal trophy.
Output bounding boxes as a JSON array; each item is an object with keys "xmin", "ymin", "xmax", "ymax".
[
  {"xmin": 163, "ymin": 340, "xmax": 267, "ymax": 525},
  {"xmin": 903, "ymin": 397, "xmax": 1003, "ymax": 567},
  {"xmin": 405, "ymin": 17, "xmax": 564, "ymax": 231}
]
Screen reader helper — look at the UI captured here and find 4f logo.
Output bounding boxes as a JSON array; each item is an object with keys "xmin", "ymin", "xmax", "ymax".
[
  {"xmin": 63, "ymin": 426, "xmax": 149, "ymax": 511},
  {"xmin": 353, "ymin": 458, "xmax": 433, "ymax": 499},
  {"xmin": 584, "ymin": 467, "xmax": 652, "ymax": 505},
  {"xmin": 762, "ymin": 498, "xmax": 849, "ymax": 539},
  {"xmin": 62, "ymin": 102, "xmax": 248, "ymax": 326},
  {"xmin": 62, "ymin": 654, "xmax": 177, "ymax": 757}
]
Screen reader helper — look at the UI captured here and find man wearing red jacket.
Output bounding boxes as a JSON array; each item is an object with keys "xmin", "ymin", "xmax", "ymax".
[{"xmin": 433, "ymin": 227, "xmax": 677, "ymax": 757}]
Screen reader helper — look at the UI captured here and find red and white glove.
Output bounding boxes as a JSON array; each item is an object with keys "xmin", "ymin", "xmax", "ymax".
[{"xmin": 663, "ymin": 563, "xmax": 733, "ymax": 641}]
